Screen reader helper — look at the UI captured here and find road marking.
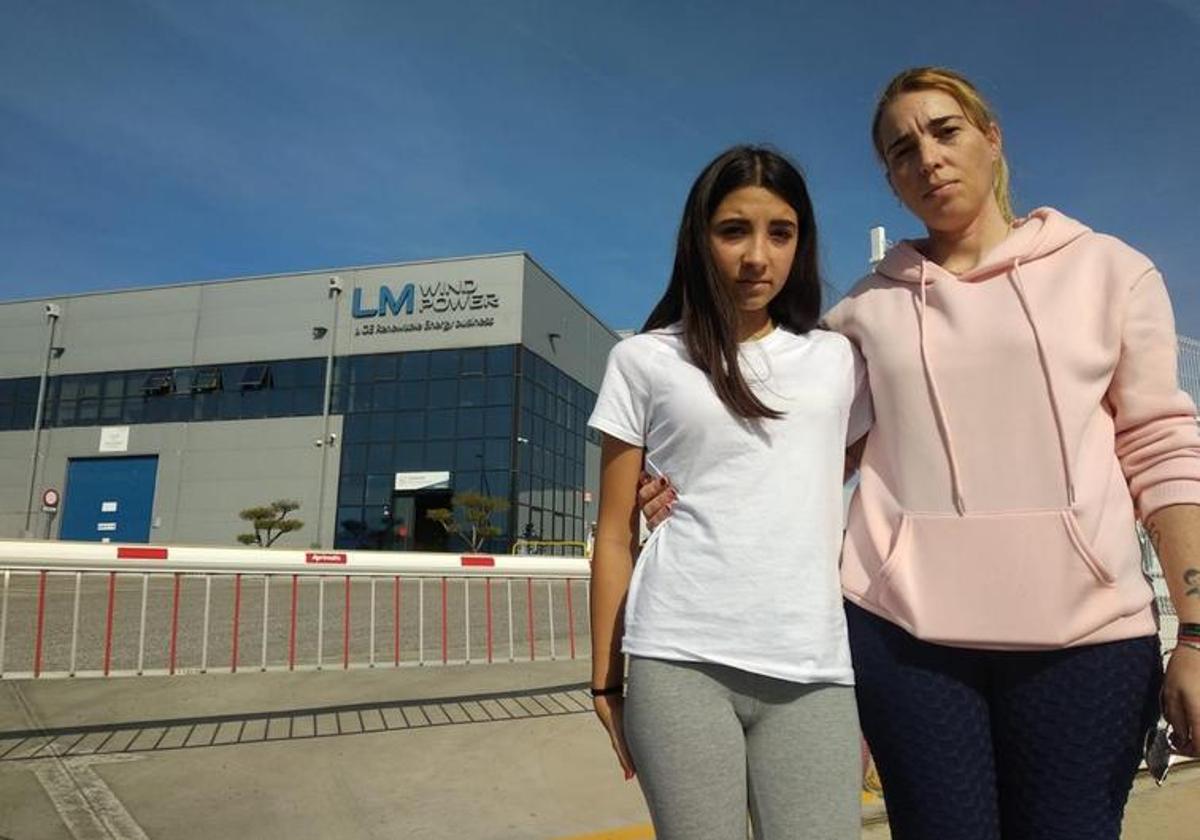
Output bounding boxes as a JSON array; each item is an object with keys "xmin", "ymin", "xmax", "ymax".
[{"xmin": 1, "ymin": 754, "xmax": 148, "ymax": 840}]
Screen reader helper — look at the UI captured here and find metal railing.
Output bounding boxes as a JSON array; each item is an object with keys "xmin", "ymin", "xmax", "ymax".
[{"xmin": 0, "ymin": 540, "xmax": 591, "ymax": 679}]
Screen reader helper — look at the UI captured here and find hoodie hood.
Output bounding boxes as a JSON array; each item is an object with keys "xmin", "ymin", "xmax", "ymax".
[{"xmin": 874, "ymin": 207, "xmax": 1092, "ymax": 284}]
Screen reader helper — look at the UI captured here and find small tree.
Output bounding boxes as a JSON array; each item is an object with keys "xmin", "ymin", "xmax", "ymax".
[
  {"xmin": 426, "ymin": 492, "xmax": 510, "ymax": 551},
  {"xmin": 237, "ymin": 499, "xmax": 304, "ymax": 547}
]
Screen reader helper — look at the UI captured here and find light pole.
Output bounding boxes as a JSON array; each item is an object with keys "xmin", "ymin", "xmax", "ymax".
[
  {"xmin": 314, "ymin": 276, "xmax": 343, "ymax": 548},
  {"xmin": 23, "ymin": 303, "xmax": 61, "ymax": 538}
]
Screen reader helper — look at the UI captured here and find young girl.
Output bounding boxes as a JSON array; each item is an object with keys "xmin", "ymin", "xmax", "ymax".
[{"xmin": 588, "ymin": 145, "xmax": 868, "ymax": 840}]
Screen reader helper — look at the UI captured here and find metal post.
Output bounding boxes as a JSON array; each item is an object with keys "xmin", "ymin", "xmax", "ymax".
[
  {"xmin": 315, "ymin": 277, "xmax": 343, "ymax": 548},
  {"xmin": 23, "ymin": 304, "xmax": 60, "ymax": 537}
]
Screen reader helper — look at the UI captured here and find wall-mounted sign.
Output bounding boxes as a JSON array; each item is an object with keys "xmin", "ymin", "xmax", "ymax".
[
  {"xmin": 101, "ymin": 501, "xmax": 118, "ymax": 513},
  {"xmin": 306, "ymin": 552, "xmax": 347, "ymax": 565},
  {"xmin": 97, "ymin": 522, "xmax": 117, "ymax": 532},
  {"xmin": 99, "ymin": 426, "xmax": 130, "ymax": 453},
  {"xmin": 394, "ymin": 471, "xmax": 452, "ymax": 492},
  {"xmin": 42, "ymin": 488, "xmax": 60, "ymax": 510},
  {"xmin": 352, "ymin": 279, "xmax": 502, "ymax": 338}
]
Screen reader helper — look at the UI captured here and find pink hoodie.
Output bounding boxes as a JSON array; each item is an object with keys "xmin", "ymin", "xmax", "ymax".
[{"xmin": 825, "ymin": 207, "xmax": 1200, "ymax": 649}]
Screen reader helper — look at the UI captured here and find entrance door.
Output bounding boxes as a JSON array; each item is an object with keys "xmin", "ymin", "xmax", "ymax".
[
  {"xmin": 384, "ymin": 490, "xmax": 453, "ymax": 551},
  {"xmin": 60, "ymin": 456, "xmax": 159, "ymax": 543}
]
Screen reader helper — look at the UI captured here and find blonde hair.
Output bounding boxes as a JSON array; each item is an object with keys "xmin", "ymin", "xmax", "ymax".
[{"xmin": 871, "ymin": 66, "xmax": 1014, "ymax": 224}]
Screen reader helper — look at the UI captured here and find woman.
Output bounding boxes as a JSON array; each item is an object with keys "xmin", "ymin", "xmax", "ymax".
[
  {"xmin": 588, "ymin": 145, "xmax": 866, "ymax": 840},
  {"xmin": 639, "ymin": 67, "xmax": 1200, "ymax": 839}
]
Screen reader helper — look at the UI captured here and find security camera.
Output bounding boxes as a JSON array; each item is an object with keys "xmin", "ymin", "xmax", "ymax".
[
  {"xmin": 327, "ymin": 276, "xmax": 343, "ymax": 293},
  {"xmin": 44, "ymin": 303, "xmax": 61, "ymax": 319}
]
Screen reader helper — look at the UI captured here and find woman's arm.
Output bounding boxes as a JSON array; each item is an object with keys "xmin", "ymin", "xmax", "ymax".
[
  {"xmin": 590, "ymin": 434, "xmax": 644, "ymax": 777},
  {"xmin": 1145, "ymin": 504, "xmax": 1200, "ymax": 756}
]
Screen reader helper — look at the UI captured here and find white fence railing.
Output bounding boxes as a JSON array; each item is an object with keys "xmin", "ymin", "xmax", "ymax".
[{"xmin": 0, "ymin": 540, "xmax": 591, "ymax": 679}]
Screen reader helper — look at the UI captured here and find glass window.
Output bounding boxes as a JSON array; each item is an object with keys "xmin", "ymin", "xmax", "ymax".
[
  {"xmin": 192, "ymin": 367, "xmax": 222, "ymax": 393},
  {"xmin": 367, "ymin": 443, "xmax": 393, "ymax": 471},
  {"xmin": 486, "ymin": 345, "xmax": 514, "ymax": 375},
  {"xmin": 426, "ymin": 408, "xmax": 456, "ymax": 439},
  {"xmin": 373, "ymin": 381, "xmax": 398, "ymax": 411},
  {"xmin": 393, "ymin": 444, "xmax": 424, "ymax": 472},
  {"xmin": 368, "ymin": 412, "xmax": 394, "ymax": 442},
  {"xmin": 348, "ymin": 355, "xmax": 374, "ymax": 384},
  {"xmin": 485, "ymin": 438, "xmax": 511, "ymax": 470},
  {"xmin": 12, "ymin": 403, "xmax": 35, "ymax": 428},
  {"xmin": 395, "ymin": 411, "xmax": 424, "ymax": 441},
  {"xmin": 399, "ymin": 351, "xmax": 428, "ymax": 380},
  {"xmin": 344, "ymin": 413, "xmax": 371, "ymax": 440},
  {"xmin": 341, "ymin": 443, "xmax": 368, "ymax": 475},
  {"xmin": 460, "ymin": 349, "xmax": 485, "ymax": 375},
  {"xmin": 349, "ymin": 384, "xmax": 372, "ymax": 413},
  {"xmin": 428, "ymin": 379, "xmax": 457, "ymax": 409},
  {"xmin": 0, "ymin": 380, "xmax": 13, "ymax": 402},
  {"xmin": 485, "ymin": 406, "xmax": 512, "ymax": 438},
  {"xmin": 239, "ymin": 365, "xmax": 271, "ymax": 391},
  {"xmin": 293, "ymin": 388, "xmax": 323, "ymax": 416},
  {"xmin": 15, "ymin": 378, "xmax": 39, "ymax": 402},
  {"xmin": 121, "ymin": 399, "xmax": 144, "ymax": 425},
  {"xmin": 455, "ymin": 438, "xmax": 485, "ymax": 471},
  {"xmin": 192, "ymin": 392, "xmax": 219, "ymax": 422},
  {"xmin": 374, "ymin": 354, "xmax": 398, "ymax": 381},
  {"xmin": 364, "ymin": 474, "xmax": 392, "ymax": 506},
  {"xmin": 338, "ymin": 475, "xmax": 365, "ymax": 507},
  {"xmin": 396, "ymin": 380, "xmax": 427, "ymax": 410},
  {"xmin": 168, "ymin": 396, "xmax": 192, "ymax": 422},
  {"xmin": 56, "ymin": 400, "xmax": 77, "ymax": 425},
  {"xmin": 141, "ymin": 370, "xmax": 173, "ymax": 395},
  {"xmin": 269, "ymin": 389, "xmax": 294, "ymax": 417},
  {"xmin": 241, "ymin": 389, "xmax": 269, "ymax": 418},
  {"xmin": 102, "ymin": 375, "xmax": 125, "ymax": 400},
  {"xmin": 458, "ymin": 407, "xmax": 484, "ymax": 438},
  {"xmin": 297, "ymin": 359, "xmax": 324, "ymax": 389},
  {"xmin": 486, "ymin": 376, "xmax": 513, "ymax": 406},
  {"xmin": 459, "ymin": 377, "xmax": 484, "ymax": 407},
  {"xmin": 485, "ymin": 471, "xmax": 510, "ymax": 501},
  {"xmin": 143, "ymin": 397, "xmax": 171, "ymax": 424},
  {"xmin": 424, "ymin": 440, "xmax": 453, "ymax": 469},
  {"xmin": 429, "ymin": 349, "xmax": 459, "ymax": 378}
]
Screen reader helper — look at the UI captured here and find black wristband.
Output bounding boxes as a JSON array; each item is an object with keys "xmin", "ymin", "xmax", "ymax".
[{"xmin": 590, "ymin": 685, "xmax": 624, "ymax": 697}]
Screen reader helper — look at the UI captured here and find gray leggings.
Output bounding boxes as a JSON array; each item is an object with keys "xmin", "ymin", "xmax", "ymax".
[{"xmin": 623, "ymin": 656, "xmax": 861, "ymax": 840}]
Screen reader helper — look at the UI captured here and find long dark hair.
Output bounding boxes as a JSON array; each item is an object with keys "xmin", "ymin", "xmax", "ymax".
[{"xmin": 643, "ymin": 145, "xmax": 822, "ymax": 420}]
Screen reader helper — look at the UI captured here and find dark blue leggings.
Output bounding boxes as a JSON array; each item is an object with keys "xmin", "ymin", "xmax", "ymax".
[{"xmin": 845, "ymin": 601, "xmax": 1161, "ymax": 840}]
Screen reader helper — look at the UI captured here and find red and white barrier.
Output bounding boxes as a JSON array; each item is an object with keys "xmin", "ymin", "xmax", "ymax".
[{"xmin": 0, "ymin": 539, "xmax": 591, "ymax": 680}]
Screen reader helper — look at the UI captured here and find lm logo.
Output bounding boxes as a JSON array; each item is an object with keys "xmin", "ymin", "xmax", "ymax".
[{"xmin": 352, "ymin": 284, "xmax": 414, "ymax": 318}]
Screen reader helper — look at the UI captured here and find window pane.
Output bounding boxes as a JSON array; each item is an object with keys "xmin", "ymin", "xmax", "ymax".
[
  {"xmin": 429, "ymin": 350, "xmax": 459, "ymax": 378},
  {"xmin": 373, "ymin": 381, "xmax": 398, "ymax": 411},
  {"xmin": 485, "ymin": 438, "xmax": 511, "ymax": 470},
  {"xmin": 341, "ymin": 443, "xmax": 368, "ymax": 475},
  {"xmin": 374, "ymin": 354, "xmax": 398, "ymax": 381},
  {"xmin": 369, "ymin": 412, "xmax": 395, "ymax": 442},
  {"xmin": 399, "ymin": 351, "xmax": 428, "ymax": 380},
  {"xmin": 397, "ymin": 380, "xmax": 427, "ymax": 410},
  {"xmin": 294, "ymin": 388, "xmax": 323, "ymax": 415},
  {"xmin": 485, "ymin": 406, "xmax": 511, "ymax": 438},
  {"xmin": 364, "ymin": 474, "xmax": 392, "ymax": 506},
  {"xmin": 426, "ymin": 409, "xmax": 455, "ymax": 439},
  {"xmin": 428, "ymin": 379, "xmax": 457, "ymax": 409},
  {"xmin": 338, "ymin": 475, "xmax": 365, "ymax": 507},
  {"xmin": 459, "ymin": 377, "xmax": 484, "ymax": 407},
  {"xmin": 298, "ymin": 359, "xmax": 324, "ymax": 389},
  {"xmin": 486, "ymin": 345, "xmax": 514, "ymax": 375},
  {"xmin": 269, "ymin": 389, "xmax": 294, "ymax": 417},
  {"xmin": 367, "ymin": 443, "xmax": 393, "ymax": 470},
  {"xmin": 348, "ymin": 355, "xmax": 373, "ymax": 384},
  {"xmin": 424, "ymin": 440, "xmax": 453, "ymax": 469},
  {"xmin": 393, "ymin": 443, "xmax": 424, "ymax": 472},
  {"xmin": 395, "ymin": 411, "xmax": 424, "ymax": 441},
  {"xmin": 486, "ymin": 376, "xmax": 513, "ymax": 406},
  {"xmin": 460, "ymin": 349, "xmax": 485, "ymax": 375},
  {"xmin": 458, "ymin": 407, "xmax": 484, "ymax": 437}
]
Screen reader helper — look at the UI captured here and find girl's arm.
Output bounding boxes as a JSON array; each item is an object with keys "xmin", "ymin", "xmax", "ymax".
[
  {"xmin": 1145, "ymin": 504, "xmax": 1200, "ymax": 756},
  {"xmin": 591, "ymin": 434, "xmax": 644, "ymax": 691},
  {"xmin": 589, "ymin": 434, "xmax": 644, "ymax": 779}
]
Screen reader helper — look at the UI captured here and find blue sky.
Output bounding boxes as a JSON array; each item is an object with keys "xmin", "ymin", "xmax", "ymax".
[{"xmin": 2, "ymin": 0, "xmax": 1198, "ymax": 335}]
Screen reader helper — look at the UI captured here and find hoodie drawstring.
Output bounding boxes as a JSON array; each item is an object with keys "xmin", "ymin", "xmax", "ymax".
[
  {"xmin": 917, "ymin": 262, "xmax": 968, "ymax": 515},
  {"xmin": 1008, "ymin": 259, "xmax": 1077, "ymax": 507},
  {"xmin": 916, "ymin": 258, "xmax": 1078, "ymax": 515}
]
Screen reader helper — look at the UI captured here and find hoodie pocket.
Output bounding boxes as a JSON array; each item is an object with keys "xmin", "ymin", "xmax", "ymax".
[{"xmin": 869, "ymin": 508, "xmax": 1123, "ymax": 648}]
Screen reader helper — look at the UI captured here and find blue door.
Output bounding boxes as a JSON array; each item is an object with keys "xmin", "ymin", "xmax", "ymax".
[{"xmin": 60, "ymin": 456, "xmax": 159, "ymax": 543}]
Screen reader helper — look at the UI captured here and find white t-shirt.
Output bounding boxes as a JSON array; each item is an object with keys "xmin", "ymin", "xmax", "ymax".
[{"xmin": 588, "ymin": 325, "xmax": 870, "ymax": 685}]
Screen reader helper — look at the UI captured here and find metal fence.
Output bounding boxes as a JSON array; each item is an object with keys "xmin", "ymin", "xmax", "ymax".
[{"xmin": 0, "ymin": 541, "xmax": 591, "ymax": 679}]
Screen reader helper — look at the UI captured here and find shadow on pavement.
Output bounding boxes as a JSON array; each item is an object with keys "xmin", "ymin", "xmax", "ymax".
[{"xmin": 0, "ymin": 680, "xmax": 591, "ymax": 761}]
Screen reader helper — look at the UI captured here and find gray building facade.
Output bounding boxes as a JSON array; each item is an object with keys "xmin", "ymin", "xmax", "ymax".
[{"xmin": 0, "ymin": 253, "xmax": 618, "ymax": 552}]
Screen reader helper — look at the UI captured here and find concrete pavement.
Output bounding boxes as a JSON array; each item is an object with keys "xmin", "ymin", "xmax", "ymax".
[{"xmin": 0, "ymin": 662, "xmax": 1194, "ymax": 839}]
